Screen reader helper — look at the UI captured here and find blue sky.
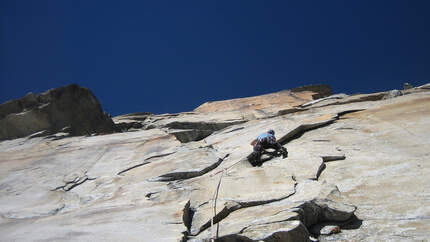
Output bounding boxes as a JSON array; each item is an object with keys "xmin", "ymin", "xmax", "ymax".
[{"xmin": 1, "ymin": 1, "xmax": 429, "ymax": 115}]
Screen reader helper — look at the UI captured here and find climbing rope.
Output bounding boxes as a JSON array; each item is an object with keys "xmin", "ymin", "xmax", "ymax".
[
  {"xmin": 209, "ymin": 149, "xmax": 246, "ymax": 241},
  {"xmin": 208, "ymin": 145, "xmax": 274, "ymax": 240},
  {"xmin": 210, "ymin": 153, "xmax": 247, "ymax": 178},
  {"xmin": 210, "ymin": 167, "xmax": 225, "ymax": 241}
]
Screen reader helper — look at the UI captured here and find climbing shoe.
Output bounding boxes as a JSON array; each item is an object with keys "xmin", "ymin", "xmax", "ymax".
[{"xmin": 281, "ymin": 148, "xmax": 288, "ymax": 158}]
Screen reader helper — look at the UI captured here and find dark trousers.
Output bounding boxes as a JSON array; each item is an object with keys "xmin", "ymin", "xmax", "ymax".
[{"xmin": 253, "ymin": 141, "xmax": 283, "ymax": 155}]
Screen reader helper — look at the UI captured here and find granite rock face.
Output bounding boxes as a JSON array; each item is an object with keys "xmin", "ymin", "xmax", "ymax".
[
  {"xmin": 0, "ymin": 84, "xmax": 117, "ymax": 140},
  {"xmin": 1, "ymin": 84, "xmax": 430, "ymax": 241}
]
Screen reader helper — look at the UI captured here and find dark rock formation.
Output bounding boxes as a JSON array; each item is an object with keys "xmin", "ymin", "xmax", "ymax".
[
  {"xmin": 291, "ymin": 84, "xmax": 332, "ymax": 99},
  {"xmin": 166, "ymin": 121, "xmax": 246, "ymax": 143},
  {"xmin": 115, "ymin": 122, "xmax": 143, "ymax": 131},
  {"xmin": 0, "ymin": 84, "xmax": 117, "ymax": 140}
]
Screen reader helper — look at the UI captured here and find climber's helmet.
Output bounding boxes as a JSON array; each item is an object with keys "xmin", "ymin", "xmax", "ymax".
[{"xmin": 267, "ymin": 129, "xmax": 275, "ymax": 135}]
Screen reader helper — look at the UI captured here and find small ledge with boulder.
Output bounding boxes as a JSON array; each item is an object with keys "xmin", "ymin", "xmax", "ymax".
[{"xmin": 167, "ymin": 121, "xmax": 247, "ymax": 143}]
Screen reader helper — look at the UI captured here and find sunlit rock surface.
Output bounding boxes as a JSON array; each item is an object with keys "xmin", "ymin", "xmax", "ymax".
[{"xmin": 1, "ymin": 84, "xmax": 430, "ymax": 241}]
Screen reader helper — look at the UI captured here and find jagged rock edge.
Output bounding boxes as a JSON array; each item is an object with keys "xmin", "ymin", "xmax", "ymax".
[
  {"xmin": 302, "ymin": 93, "xmax": 386, "ymax": 109},
  {"xmin": 206, "ymin": 198, "xmax": 356, "ymax": 242},
  {"xmin": 236, "ymin": 220, "xmax": 309, "ymax": 242},
  {"xmin": 314, "ymin": 155, "xmax": 346, "ymax": 180},
  {"xmin": 299, "ymin": 94, "xmax": 348, "ymax": 108},
  {"xmin": 321, "ymin": 155, "xmax": 346, "ymax": 163},
  {"xmin": 314, "ymin": 163, "xmax": 327, "ymax": 181}
]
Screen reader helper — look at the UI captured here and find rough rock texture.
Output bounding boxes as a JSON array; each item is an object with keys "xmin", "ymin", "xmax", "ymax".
[
  {"xmin": 1, "ymin": 84, "xmax": 430, "ymax": 241},
  {"xmin": 193, "ymin": 86, "xmax": 321, "ymax": 115},
  {"xmin": 0, "ymin": 84, "xmax": 117, "ymax": 140}
]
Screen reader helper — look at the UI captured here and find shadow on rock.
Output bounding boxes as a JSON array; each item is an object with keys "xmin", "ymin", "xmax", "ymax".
[
  {"xmin": 309, "ymin": 215, "xmax": 363, "ymax": 237},
  {"xmin": 247, "ymin": 150, "xmax": 285, "ymax": 167}
]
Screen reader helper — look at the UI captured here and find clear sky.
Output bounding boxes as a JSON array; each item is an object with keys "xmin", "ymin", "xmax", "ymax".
[{"xmin": 1, "ymin": 1, "xmax": 429, "ymax": 116}]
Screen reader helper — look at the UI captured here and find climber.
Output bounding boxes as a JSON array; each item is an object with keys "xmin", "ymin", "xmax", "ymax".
[{"xmin": 249, "ymin": 129, "xmax": 288, "ymax": 166}]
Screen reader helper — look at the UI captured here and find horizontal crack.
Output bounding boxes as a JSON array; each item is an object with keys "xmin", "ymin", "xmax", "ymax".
[
  {"xmin": 117, "ymin": 161, "xmax": 151, "ymax": 175},
  {"xmin": 278, "ymin": 112, "xmax": 357, "ymax": 146},
  {"xmin": 150, "ymin": 154, "xmax": 230, "ymax": 182},
  {"xmin": 225, "ymin": 127, "xmax": 245, "ymax": 133},
  {"xmin": 145, "ymin": 152, "xmax": 176, "ymax": 161},
  {"xmin": 238, "ymin": 215, "xmax": 302, "ymax": 234},
  {"xmin": 117, "ymin": 152, "xmax": 176, "ymax": 176}
]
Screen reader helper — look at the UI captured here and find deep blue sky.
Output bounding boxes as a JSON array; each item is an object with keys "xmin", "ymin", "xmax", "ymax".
[{"xmin": 1, "ymin": 1, "xmax": 429, "ymax": 115}]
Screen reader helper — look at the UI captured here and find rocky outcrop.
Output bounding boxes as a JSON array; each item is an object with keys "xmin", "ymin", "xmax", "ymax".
[
  {"xmin": 382, "ymin": 89, "xmax": 403, "ymax": 99},
  {"xmin": 167, "ymin": 121, "xmax": 247, "ymax": 143},
  {"xmin": 112, "ymin": 112, "xmax": 151, "ymax": 131},
  {"xmin": 193, "ymin": 87, "xmax": 319, "ymax": 115},
  {"xmin": 291, "ymin": 84, "xmax": 332, "ymax": 99},
  {"xmin": 0, "ymin": 84, "xmax": 117, "ymax": 140}
]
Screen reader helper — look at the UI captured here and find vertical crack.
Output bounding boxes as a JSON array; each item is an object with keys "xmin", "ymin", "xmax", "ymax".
[
  {"xmin": 181, "ymin": 200, "xmax": 195, "ymax": 242},
  {"xmin": 183, "ymin": 200, "xmax": 194, "ymax": 232}
]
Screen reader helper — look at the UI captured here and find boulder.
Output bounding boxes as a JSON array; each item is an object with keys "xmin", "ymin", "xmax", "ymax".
[{"xmin": 382, "ymin": 89, "xmax": 403, "ymax": 99}]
